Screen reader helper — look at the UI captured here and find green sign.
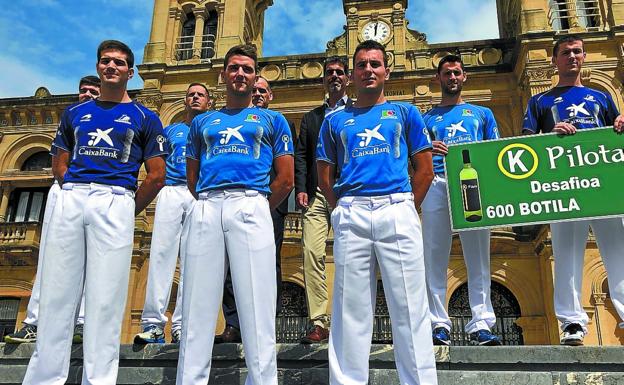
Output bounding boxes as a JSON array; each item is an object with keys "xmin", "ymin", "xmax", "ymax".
[{"xmin": 445, "ymin": 127, "xmax": 624, "ymax": 231}]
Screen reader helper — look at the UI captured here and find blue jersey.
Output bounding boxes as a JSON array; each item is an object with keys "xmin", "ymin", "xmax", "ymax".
[
  {"xmin": 164, "ymin": 122, "xmax": 189, "ymax": 185},
  {"xmin": 423, "ymin": 103, "xmax": 499, "ymax": 174},
  {"xmin": 316, "ymin": 101, "xmax": 432, "ymax": 199},
  {"xmin": 52, "ymin": 100, "xmax": 167, "ymax": 190},
  {"xmin": 523, "ymin": 86, "xmax": 619, "ymax": 134},
  {"xmin": 186, "ymin": 107, "xmax": 293, "ymax": 194}
]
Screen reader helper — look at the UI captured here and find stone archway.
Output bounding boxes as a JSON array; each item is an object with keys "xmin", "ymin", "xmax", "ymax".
[{"xmin": 448, "ymin": 281, "xmax": 524, "ymax": 345}]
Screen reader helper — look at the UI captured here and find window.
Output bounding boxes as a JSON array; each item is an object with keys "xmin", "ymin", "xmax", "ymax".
[
  {"xmin": 6, "ymin": 187, "xmax": 49, "ymax": 223},
  {"xmin": 11, "ymin": 111, "xmax": 22, "ymax": 126},
  {"xmin": 21, "ymin": 151, "xmax": 52, "ymax": 171},
  {"xmin": 176, "ymin": 12, "xmax": 195, "ymax": 61},
  {"xmin": 576, "ymin": 0, "xmax": 600, "ymax": 28},
  {"xmin": 549, "ymin": 0, "xmax": 570, "ymax": 30},
  {"xmin": 549, "ymin": 0, "xmax": 600, "ymax": 30},
  {"xmin": 0, "ymin": 297, "xmax": 20, "ymax": 338},
  {"xmin": 201, "ymin": 10, "xmax": 218, "ymax": 59},
  {"xmin": 43, "ymin": 111, "xmax": 53, "ymax": 124}
]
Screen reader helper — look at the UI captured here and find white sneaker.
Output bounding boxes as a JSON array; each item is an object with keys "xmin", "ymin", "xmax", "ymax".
[{"xmin": 561, "ymin": 323, "xmax": 584, "ymax": 346}]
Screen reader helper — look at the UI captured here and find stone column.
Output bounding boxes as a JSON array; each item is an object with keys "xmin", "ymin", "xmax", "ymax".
[
  {"xmin": 192, "ymin": 7, "xmax": 206, "ymax": 60},
  {"xmin": 143, "ymin": 0, "xmax": 169, "ymax": 63},
  {"xmin": 0, "ymin": 183, "xmax": 12, "ymax": 222},
  {"xmin": 609, "ymin": 0, "xmax": 624, "ymax": 26},
  {"xmin": 391, "ymin": 3, "xmax": 406, "ymax": 70}
]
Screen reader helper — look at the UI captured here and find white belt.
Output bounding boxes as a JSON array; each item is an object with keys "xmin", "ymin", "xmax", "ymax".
[
  {"xmin": 337, "ymin": 192, "xmax": 413, "ymax": 206},
  {"xmin": 197, "ymin": 189, "xmax": 265, "ymax": 200},
  {"xmin": 62, "ymin": 182, "xmax": 134, "ymax": 197}
]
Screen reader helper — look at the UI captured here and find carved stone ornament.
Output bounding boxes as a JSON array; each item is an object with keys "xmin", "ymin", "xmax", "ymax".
[
  {"xmin": 327, "ymin": 30, "xmax": 347, "ymax": 50},
  {"xmin": 260, "ymin": 64, "xmax": 282, "ymax": 82},
  {"xmin": 34, "ymin": 87, "xmax": 51, "ymax": 98},
  {"xmin": 406, "ymin": 28, "xmax": 426, "ymax": 43},
  {"xmin": 301, "ymin": 62, "xmax": 323, "ymax": 79},
  {"xmin": 525, "ymin": 68, "xmax": 555, "ymax": 82},
  {"xmin": 136, "ymin": 94, "xmax": 164, "ymax": 111}
]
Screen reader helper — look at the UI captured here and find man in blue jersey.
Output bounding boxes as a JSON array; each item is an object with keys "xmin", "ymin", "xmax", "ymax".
[
  {"xmin": 177, "ymin": 44, "xmax": 293, "ymax": 385},
  {"xmin": 134, "ymin": 83, "xmax": 210, "ymax": 345},
  {"xmin": 5, "ymin": 75, "xmax": 101, "ymax": 345},
  {"xmin": 216, "ymin": 75, "xmax": 296, "ymax": 344},
  {"xmin": 523, "ymin": 35, "xmax": 624, "ymax": 346},
  {"xmin": 422, "ymin": 55, "xmax": 502, "ymax": 347},
  {"xmin": 317, "ymin": 40, "xmax": 437, "ymax": 385},
  {"xmin": 22, "ymin": 40, "xmax": 167, "ymax": 385}
]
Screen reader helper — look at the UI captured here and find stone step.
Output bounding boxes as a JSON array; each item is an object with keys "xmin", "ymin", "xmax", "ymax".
[{"xmin": 1, "ymin": 343, "xmax": 623, "ymax": 384}]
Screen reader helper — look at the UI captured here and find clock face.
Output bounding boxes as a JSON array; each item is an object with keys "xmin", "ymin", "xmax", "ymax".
[{"xmin": 362, "ymin": 21, "xmax": 391, "ymax": 43}]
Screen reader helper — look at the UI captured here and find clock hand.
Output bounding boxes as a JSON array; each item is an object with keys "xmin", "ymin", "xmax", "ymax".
[{"xmin": 374, "ymin": 22, "xmax": 378, "ymax": 36}]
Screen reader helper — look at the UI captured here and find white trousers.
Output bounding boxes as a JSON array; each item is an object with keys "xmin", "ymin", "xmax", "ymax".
[
  {"xmin": 22, "ymin": 183, "xmax": 135, "ymax": 385},
  {"xmin": 328, "ymin": 193, "xmax": 438, "ymax": 385},
  {"xmin": 176, "ymin": 190, "xmax": 277, "ymax": 385},
  {"xmin": 551, "ymin": 217, "xmax": 624, "ymax": 331},
  {"xmin": 24, "ymin": 182, "xmax": 86, "ymax": 326},
  {"xmin": 141, "ymin": 185, "xmax": 195, "ymax": 332},
  {"xmin": 421, "ymin": 176, "xmax": 495, "ymax": 333}
]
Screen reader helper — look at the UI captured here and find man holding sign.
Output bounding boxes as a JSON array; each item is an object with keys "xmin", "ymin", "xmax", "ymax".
[
  {"xmin": 422, "ymin": 55, "xmax": 501, "ymax": 346},
  {"xmin": 523, "ymin": 35, "xmax": 624, "ymax": 345}
]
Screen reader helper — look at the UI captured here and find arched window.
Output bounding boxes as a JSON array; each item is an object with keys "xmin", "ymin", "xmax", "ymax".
[
  {"xmin": 176, "ymin": 12, "xmax": 195, "ymax": 61},
  {"xmin": 276, "ymin": 282, "xmax": 307, "ymax": 343},
  {"xmin": 0, "ymin": 297, "xmax": 20, "ymax": 338},
  {"xmin": 448, "ymin": 281, "xmax": 524, "ymax": 345},
  {"xmin": 11, "ymin": 111, "xmax": 22, "ymax": 126},
  {"xmin": 201, "ymin": 10, "xmax": 218, "ymax": 59},
  {"xmin": 602, "ymin": 278, "xmax": 610, "ymax": 298},
  {"xmin": 21, "ymin": 151, "xmax": 52, "ymax": 171}
]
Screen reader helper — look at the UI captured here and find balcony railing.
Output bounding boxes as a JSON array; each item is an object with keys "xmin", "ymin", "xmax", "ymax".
[
  {"xmin": 175, "ymin": 34, "xmax": 216, "ymax": 61},
  {"xmin": 0, "ymin": 222, "xmax": 40, "ymax": 246},
  {"xmin": 548, "ymin": 0, "xmax": 601, "ymax": 31}
]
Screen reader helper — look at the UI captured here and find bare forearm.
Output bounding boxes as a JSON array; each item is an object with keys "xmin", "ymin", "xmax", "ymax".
[
  {"xmin": 318, "ymin": 180, "xmax": 336, "ymax": 208},
  {"xmin": 135, "ymin": 173, "xmax": 164, "ymax": 215},
  {"xmin": 317, "ymin": 162, "xmax": 337, "ymax": 207},
  {"xmin": 52, "ymin": 152, "xmax": 69, "ymax": 184},
  {"xmin": 186, "ymin": 159, "xmax": 199, "ymax": 200},
  {"xmin": 410, "ymin": 169, "xmax": 433, "ymax": 209},
  {"xmin": 268, "ymin": 176, "xmax": 293, "ymax": 210}
]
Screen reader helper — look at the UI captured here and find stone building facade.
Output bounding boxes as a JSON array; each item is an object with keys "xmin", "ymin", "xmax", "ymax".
[{"xmin": 1, "ymin": 0, "xmax": 623, "ymax": 345}]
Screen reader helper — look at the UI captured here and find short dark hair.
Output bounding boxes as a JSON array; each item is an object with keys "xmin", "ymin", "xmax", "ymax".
[
  {"xmin": 353, "ymin": 40, "xmax": 388, "ymax": 67},
  {"xmin": 553, "ymin": 34, "xmax": 584, "ymax": 56},
  {"xmin": 187, "ymin": 82, "xmax": 209, "ymax": 95},
  {"xmin": 97, "ymin": 40, "xmax": 135, "ymax": 68},
  {"xmin": 324, "ymin": 56, "xmax": 349, "ymax": 73},
  {"xmin": 437, "ymin": 54, "xmax": 465, "ymax": 74},
  {"xmin": 224, "ymin": 44, "xmax": 258, "ymax": 70},
  {"xmin": 79, "ymin": 75, "xmax": 101, "ymax": 89}
]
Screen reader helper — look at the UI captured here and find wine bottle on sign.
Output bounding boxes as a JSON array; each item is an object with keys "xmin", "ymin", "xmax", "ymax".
[{"xmin": 459, "ymin": 149, "xmax": 483, "ymax": 222}]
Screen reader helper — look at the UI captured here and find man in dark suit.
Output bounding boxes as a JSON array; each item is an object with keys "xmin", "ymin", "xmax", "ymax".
[
  {"xmin": 216, "ymin": 75, "xmax": 296, "ymax": 343},
  {"xmin": 296, "ymin": 56, "xmax": 352, "ymax": 343}
]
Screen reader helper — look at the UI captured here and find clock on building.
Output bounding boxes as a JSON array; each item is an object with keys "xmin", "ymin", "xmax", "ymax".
[{"xmin": 361, "ymin": 20, "xmax": 391, "ymax": 43}]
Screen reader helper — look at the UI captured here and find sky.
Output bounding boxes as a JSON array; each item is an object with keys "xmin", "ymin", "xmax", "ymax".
[{"xmin": 0, "ymin": 0, "xmax": 499, "ymax": 98}]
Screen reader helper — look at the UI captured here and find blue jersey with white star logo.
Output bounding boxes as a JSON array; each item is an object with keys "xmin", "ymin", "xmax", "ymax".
[
  {"xmin": 186, "ymin": 107, "xmax": 293, "ymax": 194},
  {"xmin": 316, "ymin": 101, "xmax": 431, "ymax": 199},
  {"xmin": 423, "ymin": 103, "xmax": 499, "ymax": 174},
  {"xmin": 164, "ymin": 122, "xmax": 190, "ymax": 185},
  {"xmin": 523, "ymin": 86, "xmax": 619, "ymax": 134},
  {"xmin": 52, "ymin": 100, "xmax": 168, "ymax": 190}
]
